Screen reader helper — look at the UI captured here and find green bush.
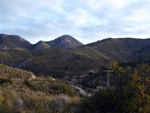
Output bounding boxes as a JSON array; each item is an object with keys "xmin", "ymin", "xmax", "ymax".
[
  {"xmin": 78, "ymin": 62, "xmax": 150, "ymax": 113},
  {"xmin": 0, "ymin": 78, "xmax": 13, "ymax": 84},
  {"xmin": 24, "ymin": 79, "xmax": 38, "ymax": 91},
  {"xmin": 78, "ymin": 88, "xmax": 121, "ymax": 113}
]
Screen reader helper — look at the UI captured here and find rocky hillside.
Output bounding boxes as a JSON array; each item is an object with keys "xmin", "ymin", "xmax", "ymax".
[
  {"xmin": 0, "ymin": 34, "xmax": 83, "ymax": 51},
  {"xmin": 32, "ymin": 41, "xmax": 50, "ymax": 51},
  {"xmin": 0, "ymin": 34, "xmax": 32, "ymax": 51},
  {"xmin": 73, "ymin": 38, "xmax": 150, "ymax": 64},
  {"xmin": 46, "ymin": 35, "xmax": 84, "ymax": 49},
  {"xmin": 15, "ymin": 38, "xmax": 150, "ymax": 76},
  {"xmin": 1, "ymin": 34, "xmax": 150, "ymax": 76}
]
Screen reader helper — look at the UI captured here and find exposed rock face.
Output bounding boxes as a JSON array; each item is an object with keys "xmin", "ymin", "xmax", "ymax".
[
  {"xmin": 46, "ymin": 35, "xmax": 84, "ymax": 49},
  {"xmin": 29, "ymin": 73, "xmax": 36, "ymax": 80}
]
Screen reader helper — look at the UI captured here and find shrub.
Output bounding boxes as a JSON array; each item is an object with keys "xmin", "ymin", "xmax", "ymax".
[
  {"xmin": 78, "ymin": 62, "xmax": 150, "ymax": 113},
  {"xmin": 0, "ymin": 78, "xmax": 13, "ymax": 84},
  {"xmin": 24, "ymin": 79, "xmax": 38, "ymax": 91}
]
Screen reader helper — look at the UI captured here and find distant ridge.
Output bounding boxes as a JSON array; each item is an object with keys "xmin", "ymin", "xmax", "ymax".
[
  {"xmin": 46, "ymin": 35, "xmax": 84, "ymax": 49},
  {"xmin": 76, "ymin": 38, "xmax": 150, "ymax": 63},
  {"xmin": 0, "ymin": 34, "xmax": 83, "ymax": 50},
  {"xmin": 32, "ymin": 41, "xmax": 50, "ymax": 51},
  {"xmin": 1, "ymin": 33, "xmax": 150, "ymax": 76},
  {"xmin": 0, "ymin": 34, "xmax": 32, "ymax": 51}
]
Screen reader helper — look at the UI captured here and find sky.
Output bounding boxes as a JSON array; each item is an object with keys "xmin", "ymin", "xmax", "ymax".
[{"xmin": 0, "ymin": 0, "xmax": 150, "ymax": 44}]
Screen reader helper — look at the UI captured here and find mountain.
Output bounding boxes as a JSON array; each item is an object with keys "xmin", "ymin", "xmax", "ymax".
[
  {"xmin": 73, "ymin": 38, "xmax": 150, "ymax": 65},
  {"xmin": 18, "ymin": 37, "xmax": 150, "ymax": 76},
  {"xmin": 0, "ymin": 34, "xmax": 83, "ymax": 50},
  {"xmin": 1, "ymin": 33, "xmax": 150, "ymax": 77},
  {"xmin": 32, "ymin": 41, "xmax": 50, "ymax": 51},
  {"xmin": 46, "ymin": 35, "xmax": 84, "ymax": 49},
  {"xmin": 16, "ymin": 48, "xmax": 100, "ymax": 76},
  {"xmin": 0, "ymin": 34, "xmax": 32, "ymax": 51}
]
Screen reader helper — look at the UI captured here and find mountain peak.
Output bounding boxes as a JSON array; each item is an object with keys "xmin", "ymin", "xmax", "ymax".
[
  {"xmin": 57, "ymin": 34, "xmax": 74, "ymax": 39},
  {"xmin": 32, "ymin": 41, "xmax": 50, "ymax": 51},
  {"xmin": 0, "ymin": 34, "xmax": 32, "ymax": 51},
  {"xmin": 0, "ymin": 34, "xmax": 27, "ymax": 42},
  {"xmin": 0, "ymin": 34, "xmax": 7, "ymax": 37},
  {"xmin": 46, "ymin": 35, "xmax": 84, "ymax": 49}
]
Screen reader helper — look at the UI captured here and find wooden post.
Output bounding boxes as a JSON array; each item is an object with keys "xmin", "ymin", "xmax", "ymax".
[
  {"xmin": 104, "ymin": 70, "xmax": 113, "ymax": 88},
  {"xmin": 107, "ymin": 72, "xmax": 110, "ymax": 87}
]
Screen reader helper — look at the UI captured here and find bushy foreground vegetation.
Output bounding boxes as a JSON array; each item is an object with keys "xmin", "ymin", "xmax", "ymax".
[
  {"xmin": 79, "ymin": 62, "xmax": 150, "ymax": 113},
  {"xmin": 0, "ymin": 88, "xmax": 80, "ymax": 113},
  {"xmin": 0, "ymin": 64, "xmax": 80, "ymax": 113},
  {"xmin": 0, "ymin": 77, "xmax": 80, "ymax": 113},
  {"xmin": 1, "ymin": 62, "xmax": 150, "ymax": 113}
]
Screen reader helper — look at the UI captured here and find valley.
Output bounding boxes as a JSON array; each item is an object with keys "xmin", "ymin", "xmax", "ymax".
[{"xmin": 0, "ymin": 34, "xmax": 150, "ymax": 113}]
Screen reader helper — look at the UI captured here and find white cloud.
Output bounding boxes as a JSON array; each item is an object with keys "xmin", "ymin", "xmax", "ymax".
[{"xmin": 0, "ymin": 0, "xmax": 150, "ymax": 44}]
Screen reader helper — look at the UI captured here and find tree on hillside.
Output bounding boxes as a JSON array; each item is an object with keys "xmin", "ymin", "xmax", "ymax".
[
  {"xmin": 110, "ymin": 61, "xmax": 150, "ymax": 113},
  {"xmin": 78, "ymin": 62, "xmax": 150, "ymax": 113}
]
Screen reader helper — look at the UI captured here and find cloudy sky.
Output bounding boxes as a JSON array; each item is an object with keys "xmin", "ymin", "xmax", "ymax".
[{"xmin": 0, "ymin": 0, "xmax": 150, "ymax": 44}]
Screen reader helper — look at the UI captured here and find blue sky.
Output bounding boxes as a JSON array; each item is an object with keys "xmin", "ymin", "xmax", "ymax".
[{"xmin": 0, "ymin": 0, "xmax": 150, "ymax": 44}]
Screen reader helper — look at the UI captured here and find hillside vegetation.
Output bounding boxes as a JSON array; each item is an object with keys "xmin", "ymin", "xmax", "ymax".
[
  {"xmin": 19, "ymin": 38, "xmax": 150, "ymax": 76},
  {"xmin": 0, "ymin": 50, "xmax": 31, "ymax": 65},
  {"xmin": 1, "ymin": 35, "xmax": 150, "ymax": 77},
  {"xmin": 73, "ymin": 38, "xmax": 150, "ymax": 65},
  {"xmin": 78, "ymin": 62, "xmax": 150, "ymax": 113},
  {"xmin": 0, "ymin": 64, "xmax": 34, "ymax": 79},
  {"xmin": 0, "ymin": 64, "xmax": 81, "ymax": 113},
  {"xmin": 1, "ymin": 63, "xmax": 150, "ymax": 113},
  {"xmin": 26, "ymin": 48, "xmax": 100, "ymax": 76}
]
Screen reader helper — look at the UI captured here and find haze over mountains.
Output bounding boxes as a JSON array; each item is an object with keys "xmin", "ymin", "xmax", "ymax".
[{"xmin": 0, "ymin": 33, "xmax": 150, "ymax": 76}]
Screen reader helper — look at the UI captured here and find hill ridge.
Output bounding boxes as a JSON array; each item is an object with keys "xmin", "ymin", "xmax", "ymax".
[
  {"xmin": 0, "ymin": 34, "xmax": 32, "ymax": 51},
  {"xmin": 46, "ymin": 35, "xmax": 84, "ymax": 49}
]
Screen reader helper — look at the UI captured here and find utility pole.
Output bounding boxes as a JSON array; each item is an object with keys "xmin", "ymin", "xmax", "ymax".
[{"xmin": 104, "ymin": 70, "xmax": 113, "ymax": 88}]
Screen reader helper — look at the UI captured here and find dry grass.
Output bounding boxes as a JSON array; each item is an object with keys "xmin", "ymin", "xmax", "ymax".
[
  {"xmin": 0, "ymin": 64, "xmax": 33, "ymax": 79},
  {"xmin": 0, "ymin": 87, "xmax": 81, "ymax": 113},
  {"xmin": 0, "ymin": 64, "xmax": 81, "ymax": 113}
]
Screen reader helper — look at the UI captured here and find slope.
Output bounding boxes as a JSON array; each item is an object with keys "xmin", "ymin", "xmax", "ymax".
[
  {"xmin": 0, "ymin": 64, "xmax": 35, "ymax": 79},
  {"xmin": 20, "ymin": 48, "xmax": 100, "ymax": 76},
  {"xmin": 46, "ymin": 35, "xmax": 83, "ymax": 49},
  {"xmin": 0, "ymin": 34, "xmax": 32, "ymax": 51},
  {"xmin": 32, "ymin": 41, "xmax": 50, "ymax": 51},
  {"xmin": 1, "ymin": 36, "xmax": 150, "ymax": 77},
  {"xmin": 72, "ymin": 38, "xmax": 150, "ymax": 66}
]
